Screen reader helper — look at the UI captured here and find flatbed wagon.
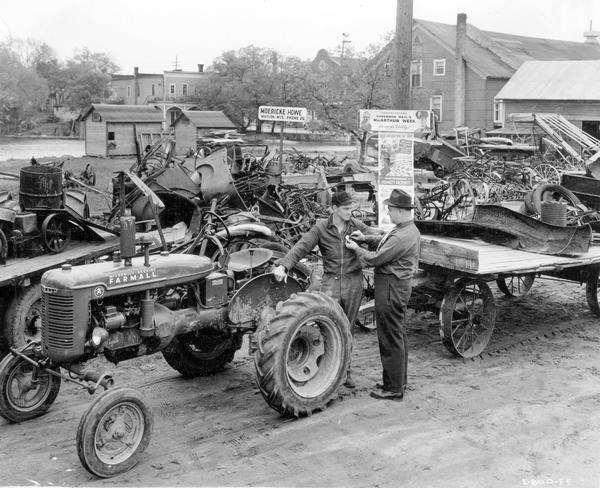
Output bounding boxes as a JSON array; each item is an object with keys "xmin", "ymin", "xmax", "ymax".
[
  {"xmin": 411, "ymin": 234, "xmax": 600, "ymax": 358},
  {"xmin": 0, "ymin": 234, "xmax": 121, "ymax": 355}
]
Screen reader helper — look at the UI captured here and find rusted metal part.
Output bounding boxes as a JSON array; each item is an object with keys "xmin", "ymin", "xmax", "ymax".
[
  {"xmin": 473, "ymin": 205, "xmax": 591, "ymax": 255},
  {"xmin": 228, "ymin": 273, "xmax": 303, "ymax": 325},
  {"xmin": 416, "ymin": 204, "xmax": 592, "ymax": 255}
]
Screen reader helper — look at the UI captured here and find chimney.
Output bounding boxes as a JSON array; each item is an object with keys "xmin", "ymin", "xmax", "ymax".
[
  {"xmin": 454, "ymin": 13, "xmax": 467, "ymax": 127},
  {"xmin": 134, "ymin": 66, "xmax": 139, "ymax": 76},
  {"xmin": 197, "ymin": 64, "xmax": 204, "ymax": 73},
  {"xmin": 584, "ymin": 21, "xmax": 600, "ymax": 44}
]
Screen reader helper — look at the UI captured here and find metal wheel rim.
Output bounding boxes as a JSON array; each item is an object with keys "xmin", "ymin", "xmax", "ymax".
[
  {"xmin": 43, "ymin": 216, "xmax": 70, "ymax": 252},
  {"xmin": 6, "ymin": 360, "xmax": 53, "ymax": 412},
  {"xmin": 285, "ymin": 315, "xmax": 343, "ymax": 398},
  {"xmin": 94, "ymin": 401, "xmax": 145, "ymax": 465},
  {"xmin": 533, "ymin": 164, "xmax": 560, "ymax": 184},
  {"xmin": 449, "ymin": 283, "xmax": 494, "ymax": 357},
  {"xmin": 502, "ymin": 275, "xmax": 534, "ymax": 296}
]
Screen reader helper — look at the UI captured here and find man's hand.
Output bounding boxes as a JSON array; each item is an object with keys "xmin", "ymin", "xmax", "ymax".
[
  {"xmin": 345, "ymin": 235, "xmax": 359, "ymax": 250},
  {"xmin": 273, "ymin": 264, "xmax": 288, "ymax": 282},
  {"xmin": 349, "ymin": 230, "xmax": 365, "ymax": 241}
]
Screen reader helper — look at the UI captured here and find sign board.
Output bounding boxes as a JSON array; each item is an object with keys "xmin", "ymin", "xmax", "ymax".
[
  {"xmin": 359, "ymin": 109, "xmax": 431, "ymax": 133},
  {"xmin": 258, "ymin": 106, "xmax": 308, "ymax": 123}
]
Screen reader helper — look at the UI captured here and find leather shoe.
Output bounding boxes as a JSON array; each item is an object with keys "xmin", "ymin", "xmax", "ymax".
[
  {"xmin": 344, "ymin": 373, "xmax": 356, "ymax": 389},
  {"xmin": 370, "ymin": 389, "xmax": 403, "ymax": 401}
]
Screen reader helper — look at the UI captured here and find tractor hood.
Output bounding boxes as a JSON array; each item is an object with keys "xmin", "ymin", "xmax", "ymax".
[{"xmin": 42, "ymin": 253, "xmax": 213, "ymax": 296}]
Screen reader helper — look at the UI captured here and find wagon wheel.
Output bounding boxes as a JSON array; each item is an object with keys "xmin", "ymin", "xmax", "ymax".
[
  {"xmin": 440, "ymin": 279, "xmax": 496, "ymax": 358},
  {"xmin": 532, "ymin": 163, "xmax": 561, "ymax": 185},
  {"xmin": 585, "ymin": 266, "xmax": 600, "ymax": 317},
  {"xmin": 496, "ymin": 273, "xmax": 536, "ymax": 297},
  {"xmin": 415, "ymin": 197, "xmax": 440, "ymax": 221},
  {"xmin": 41, "ymin": 213, "xmax": 71, "ymax": 253},
  {"xmin": 450, "ymin": 178, "xmax": 476, "ymax": 221}
]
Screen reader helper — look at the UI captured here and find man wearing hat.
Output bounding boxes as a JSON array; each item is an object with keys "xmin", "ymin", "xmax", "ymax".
[
  {"xmin": 345, "ymin": 188, "xmax": 420, "ymax": 401},
  {"xmin": 273, "ymin": 190, "xmax": 382, "ymax": 388}
]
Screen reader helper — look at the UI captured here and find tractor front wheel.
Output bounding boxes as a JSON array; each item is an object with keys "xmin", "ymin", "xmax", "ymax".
[
  {"xmin": 254, "ymin": 292, "xmax": 351, "ymax": 417},
  {"xmin": 77, "ymin": 387, "xmax": 152, "ymax": 478}
]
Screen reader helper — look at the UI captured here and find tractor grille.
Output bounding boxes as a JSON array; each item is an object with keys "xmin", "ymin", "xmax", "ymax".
[{"xmin": 42, "ymin": 292, "xmax": 74, "ymax": 350}]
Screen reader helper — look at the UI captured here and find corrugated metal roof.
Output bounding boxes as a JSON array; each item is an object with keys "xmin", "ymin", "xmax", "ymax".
[
  {"xmin": 80, "ymin": 104, "xmax": 163, "ymax": 122},
  {"xmin": 173, "ymin": 110, "xmax": 237, "ymax": 129},
  {"xmin": 414, "ymin": 19, "xmax": 600, "ymax": 79},
  {"xmin": 495, "ymin": 60, "xmax": 600, "ymax": 100}
]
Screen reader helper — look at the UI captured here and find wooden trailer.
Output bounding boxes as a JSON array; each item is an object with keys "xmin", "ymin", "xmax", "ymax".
[{"xmin": 409, "ymin": 235, "xmax": 600, "ymax": 358}]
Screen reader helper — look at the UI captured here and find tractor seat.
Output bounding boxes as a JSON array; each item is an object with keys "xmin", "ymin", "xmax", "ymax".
[{"xmin": 227, "ymin": 248, "xmax": 274, "ymax": 273}]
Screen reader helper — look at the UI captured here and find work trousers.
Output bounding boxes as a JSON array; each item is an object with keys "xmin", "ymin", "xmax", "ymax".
[
  {"xmin": 319, "ymin": 271, "xmax": 364, "ymax": 333},
  {"xmin": 320, "ymin": 271, "xmax": 363, "ymax": 371},
  {"xmin": 374, "ymin": 273, "xmax": 411, "ymax": 393}
]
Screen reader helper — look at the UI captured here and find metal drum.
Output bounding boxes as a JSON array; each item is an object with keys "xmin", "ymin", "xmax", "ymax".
[
  {"xmin": 19, "ymin": 165, "xmax": 63, "ymax": 209},
  {"xmin": 540, "ymin": 201, "xmax": 567, "ymax": 227}
]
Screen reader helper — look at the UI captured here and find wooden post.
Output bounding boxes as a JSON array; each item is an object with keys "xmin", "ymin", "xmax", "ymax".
[{"xmin": 392, "ymin": 0, "xmax": 413, "ymax": 110}]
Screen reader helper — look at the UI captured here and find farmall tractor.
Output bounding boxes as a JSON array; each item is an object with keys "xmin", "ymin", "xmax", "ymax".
[{"xmin": 0, "ymin": 210, "xmax": 352, "ymax": 477}]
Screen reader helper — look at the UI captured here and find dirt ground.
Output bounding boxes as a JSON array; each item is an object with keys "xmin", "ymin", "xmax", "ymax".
[{"xmin": 0, "ymin": 276, "xmax": 598, "ymax": 487}]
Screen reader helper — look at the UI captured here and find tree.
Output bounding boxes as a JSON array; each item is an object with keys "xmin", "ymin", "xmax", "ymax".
[
  {"xmin": 197, "ymin": 46, "xmax": 311, "ymax": 132},
  {"xmin": 306, "ymin": 37, "xmax": 394, "ymax": 162},
  {"xmin": 61, "ymin": 48, "xmax": 119, "ymax": 111}
]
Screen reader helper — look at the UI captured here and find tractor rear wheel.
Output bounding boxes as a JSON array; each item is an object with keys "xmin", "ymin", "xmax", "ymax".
[
  {"xmin": 254, "ymin": 292, "xmax": 351, "ymax": 417},
  {"xmin": 162, "ymin": 331, "xmax": 243, "ymax": 377}
]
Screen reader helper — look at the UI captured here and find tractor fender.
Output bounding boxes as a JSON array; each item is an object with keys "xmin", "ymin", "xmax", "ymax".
[
  {"xmin": 228, "ymin": 273, "xmax": 302, "ymax": 325},
  {"xmin": 216, "ymin": 223, "xmax": 273, "ymax": 239}
]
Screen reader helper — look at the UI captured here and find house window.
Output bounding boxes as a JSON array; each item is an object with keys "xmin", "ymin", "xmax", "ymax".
[
  {"xmin": 107, "ymin": 131, "xmax": 115, "ymax": 141},
  {"xmin": 151, "ymin": 84, "xmax": 155, "ymax": 96},
  {"xmin": 169, "ymin": 84, "xmax": 176, "ymax": 95},
  {"xmin": 127, "ymin": 86, "xmax": 131, "ymax": 98},
  {"xmin": 433, "ymin": 59, "xmax": 446, "ymax": 76},
  {"xmin": 411, "ymin": 59, "xmax": 422, "ymax": 87},
  {"xmin": 494, "ymin": 101, "xmax": 505, "ymax": 125},
  {"xmin": 182, "ymin": 83, "xmax": 188, "ymax": 97},
  {"xmin": 430, "ymin": 95, "xmax": 442, "ymax": 122},
  {"xmin": 91, "ymin": 112, "xmax": 101, "ymax": 122}
]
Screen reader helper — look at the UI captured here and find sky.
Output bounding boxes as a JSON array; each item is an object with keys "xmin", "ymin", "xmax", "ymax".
[{"xmin": 0, "ymin": 0, "xmax": 599, "ymax": 74}]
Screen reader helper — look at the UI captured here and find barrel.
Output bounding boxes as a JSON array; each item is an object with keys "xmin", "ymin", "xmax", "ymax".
[
  {"xmin": 19, "ymin": 165, "xmax": 63, "ymax": 209},
  {"xmin": 540, "ymin": 201, "xmax": 567, "ymax": 227}
]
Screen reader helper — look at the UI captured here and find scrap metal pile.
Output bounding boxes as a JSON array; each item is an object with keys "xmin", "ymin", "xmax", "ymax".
[{"xmin": 414, "ymin": 113, "xmax": 600, "ymax": 232}]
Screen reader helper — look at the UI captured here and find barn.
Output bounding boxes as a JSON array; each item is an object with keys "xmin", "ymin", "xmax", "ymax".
[
  {"xmin": 171, "ymin": 110, "xmax": 237, "ymax": 155},
  {"xmin": 80, "ymin": 104, "xmax": 163, "ymax": 157}
]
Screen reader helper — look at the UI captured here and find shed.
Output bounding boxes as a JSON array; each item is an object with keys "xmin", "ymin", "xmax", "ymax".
[
  {"xmin": 171, "ymin": 110, "xmax": 237, "ymax": 155},
  {"xmin": 79, "ymin": 104, "xmax": 163, "ymax": 157},
  {"xmin": 495, "ymin": 60, "xmax": 600, "ymax": 139}
]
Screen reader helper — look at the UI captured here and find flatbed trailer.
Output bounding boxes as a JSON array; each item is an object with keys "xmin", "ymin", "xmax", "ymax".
[
  {"xmin": 0, "ymin": 234, "xmax": 121, "ymax": 355},
  {"xmin": 411, "ymin": 234, "xmax": 600, "ymax": 358}
]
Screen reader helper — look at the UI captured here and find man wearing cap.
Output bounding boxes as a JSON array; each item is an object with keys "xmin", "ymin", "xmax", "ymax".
[
  {"xmin": 273, "ymin": 190, "xmax": 382, "ymax": 389},
  {"xmin": 345, "ymin": 188, "xmax": 420, "ymax": 401}
]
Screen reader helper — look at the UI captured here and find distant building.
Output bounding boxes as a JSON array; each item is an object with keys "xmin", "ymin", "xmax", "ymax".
[
  {"xmin": 109, "ymin": 64, "xmax": 208, "ymax": 127},
  {"xmin": 79, "ymin": 104, "xmax": 163, "ymax": 157},
  {"xmin": 171, "ymin": 110, "xmax": 237, "ymax": 155},
  {"xmin": 313, "ymin": 16, "xmax": 600, "ymax": 132},
  {"xmin": 495, "ymin": 60, "xmax": 600, "ymax": 139}
]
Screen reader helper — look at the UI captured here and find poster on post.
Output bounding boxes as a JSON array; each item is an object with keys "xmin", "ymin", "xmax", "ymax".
[{"xmin": 359, "ymin": 109, "xmax": 431, "ymax": 229}]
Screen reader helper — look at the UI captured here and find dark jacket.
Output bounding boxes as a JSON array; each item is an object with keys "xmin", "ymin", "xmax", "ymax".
[
  {"xmin": 277, "ymin": 215, "xmax": 380, "ymax": 276},
  {"xmin": 353, "ymin": 220, "xmax": 420, "ymax": 280}
]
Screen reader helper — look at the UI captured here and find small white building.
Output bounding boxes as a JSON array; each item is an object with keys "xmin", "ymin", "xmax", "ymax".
[{"xmin": 80, "ymin": 104, "xmax": 163, "ymax": 157}]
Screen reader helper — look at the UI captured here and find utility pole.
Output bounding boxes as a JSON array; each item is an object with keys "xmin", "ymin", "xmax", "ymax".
[
  {"xmin": 340, "ymin": 33, "xmax": 351, "ymax": 65},
  {"xmin": 392, "ymin": 0, "xmax": 413, "ymax": 109}
]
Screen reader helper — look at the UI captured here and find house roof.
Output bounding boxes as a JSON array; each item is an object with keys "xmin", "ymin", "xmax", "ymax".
[
  {"xmin": 111, "ymin": 73, "xmax": 162, "ymax": 80},
  {"xmin": 495, "ymin": 60, "xmax": 600, "ymax": 100},
  {"xmin": 414, "ymin": 19, "xmax": 600, "ymax": 79},
  {"xmin": 80, "ymin": 104, "xmax": 163, "ymax": 122},
  {"xmin": 172, "ymin": 110, "xmax": 237, "ymax": 129}
]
